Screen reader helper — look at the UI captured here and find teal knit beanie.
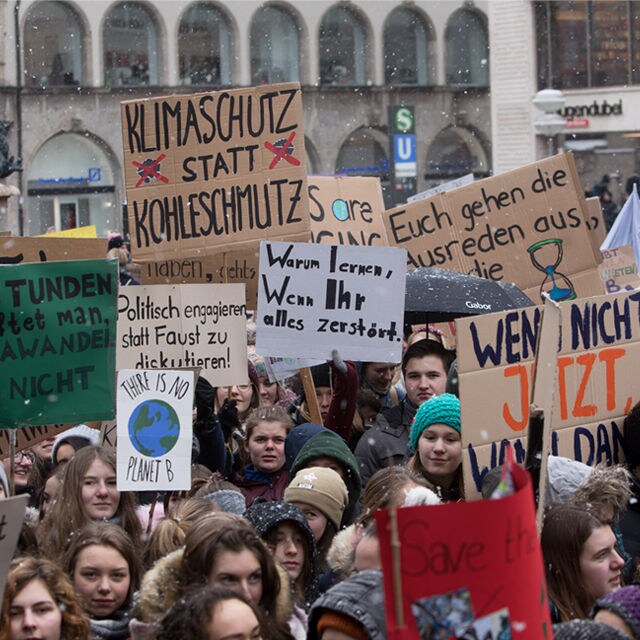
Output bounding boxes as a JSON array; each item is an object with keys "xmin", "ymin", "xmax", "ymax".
[{"xmin": 408, "ymin": 393, "xmax": 461, "ymax": 453}]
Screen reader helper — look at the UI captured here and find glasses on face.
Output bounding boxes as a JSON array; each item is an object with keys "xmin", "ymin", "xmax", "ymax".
[
  {"xmin": 14, "ymin": 450, "xmax": 35, "ymax": 465},
  {"xmin": 234, "ymin": 384, "xmax": 251, "ymax": 391}
]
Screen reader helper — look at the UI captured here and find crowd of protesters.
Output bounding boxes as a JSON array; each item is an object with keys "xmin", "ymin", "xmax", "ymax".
[{"xmin": 3, "ymin": 318, "xmax": 640, "ymax": 640}]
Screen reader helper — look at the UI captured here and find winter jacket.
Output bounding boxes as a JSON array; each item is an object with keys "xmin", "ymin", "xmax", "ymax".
[
  {"xmin": 130, "ymin": 546, "xmax": 297, "ymax": 640},
  {"xmin": 289, "ymin": 430, "xmax": 362, "ymax": 525},
  {"xmin": 285, "ymin": 423, "xmax": 327, "ymax": 472},
  {"xmin": 233, "ymin": 465, "xmax": 290, "ymax": 507},
  {"xmin": 308, "ymin": 569, "xmax": 386, "ymax": 640},
  {"xmin": 245, "ymin": 500, "xmax": 320, "ymax": 608},
  {"xmin": 354, "ymin": 398, "xmax": 417, "ymax": 487}
]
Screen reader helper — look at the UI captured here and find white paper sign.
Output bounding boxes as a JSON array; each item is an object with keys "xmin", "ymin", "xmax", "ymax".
[
  {"xmin": 116, "ymin": 369, "xmax": 194, "ymax": 491},
  {"xmin": 0, "ymin": 495, "xmax": 29, "ymax": 602},
  {"xmin": 256, "ymin": 241, "xmax": 406, "ymax": 360},
  {"xmin": 117, "ymin": 284, "xmax": 248, "ymax": 387}
]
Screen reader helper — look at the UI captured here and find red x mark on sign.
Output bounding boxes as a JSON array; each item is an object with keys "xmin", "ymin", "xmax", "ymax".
[
  {"xmin": 264, "ymin": 131, "xmax": 301, "ymax": 170},
  {"xmin": 132, "ymin": 154, "xmax": 170, "ymax": 188}
]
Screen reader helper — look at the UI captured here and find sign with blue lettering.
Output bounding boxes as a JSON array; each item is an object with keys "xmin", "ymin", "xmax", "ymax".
[
  {"xmin": 393, "ymin": 134, "xmax": 417, "ymax": 178},
  {"xmin": 456, "ymin": 288, "xmax": 640, "ymax": 498}
]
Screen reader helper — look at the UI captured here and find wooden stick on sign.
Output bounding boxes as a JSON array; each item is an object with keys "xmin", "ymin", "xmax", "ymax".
[
  {"xmin": 390, "ymin": 506, "xmax": 404, "ymax": 628},
  {"xmin": 299, "ymin": 368, "xmax": 323, "ymax": 425}
]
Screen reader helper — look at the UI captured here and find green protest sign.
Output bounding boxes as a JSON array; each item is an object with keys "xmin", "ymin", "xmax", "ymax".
[{"xmin": 0, "ymin": 259, "xmax": 118, "ymax": 427}]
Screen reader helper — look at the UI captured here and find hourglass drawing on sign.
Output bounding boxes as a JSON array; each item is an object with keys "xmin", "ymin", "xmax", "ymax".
[{"xmin": 527, "ymin": 238, "xmax": 576, "ymax": 302}]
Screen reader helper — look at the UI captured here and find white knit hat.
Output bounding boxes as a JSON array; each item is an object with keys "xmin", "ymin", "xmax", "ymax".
[{"xmin": 51, "ymin": 424, "xmax": 101, "ymax": 463}]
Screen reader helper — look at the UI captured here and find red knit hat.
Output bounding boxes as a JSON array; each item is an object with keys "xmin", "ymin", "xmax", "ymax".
[{"xmin": 316, "ymin": 611, "xmax": 369, "ymax": 640}]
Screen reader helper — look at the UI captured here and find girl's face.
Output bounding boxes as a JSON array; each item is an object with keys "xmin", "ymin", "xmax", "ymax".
[
  {"xmin": 579, "ymin": 525, "xmax": 624, "ymax": 603},
  {"xmin": 291, "ymin": 502, "xmax": 328, "ymax": 542},
  {"xmin": 258, "ymin": 376, "xmax": 278, "ymax": 405},
  {"xmin": 81, "ymin": 458, "xmax": 120, "ymax": 520},
  {"xmin": 270, "ymin": 522, "xmax": 305, "ymax": 582},
  {"xmin": 9, "ymin": 578, "xmax": 62, "ymax": 640},
  {"xmin": 217, "ymin": 385, "xmax": 254, "ymax": 419},
  {"xmin": 206, "ymin": 598, "xmax": 261, "ymax": 640},
  {"xmin": 73, "ymin": 544, "xmax": 130, "ymax": 619},
  {"xmin": 244, "ymin": 422, "xmax": 287, "ymax": 474},
  {"xmin": 41, "ymin": 476, "xmax": 62, "ymax": 517},
  {"xmin": 417, "ymin": 424, "xmax": 462, "ymax": 488},
  {"xmin": 209, "ymin": 549, "xmax": 263, "ymax": 605}
]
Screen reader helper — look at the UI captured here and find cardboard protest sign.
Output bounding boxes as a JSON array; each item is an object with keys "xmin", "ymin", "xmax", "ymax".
[
  {"xmin": 117, "ymin": 283, "xmax": 247, "ymax": 387},
  {"xmin": 376, "ymin": 462, "xmax": 551, "ymax": 640},
  {"xmin": 116, "ymin": 369, "xmax": 194, "ymax": 491},
  {"xmin": 256, "ymin": 241, "xmax": 406, "ymax": 361},
  {"xmin": 457, "ymin": 288, "xmax": 640, "ymax": 498},
  {"xmin": 38, "ymin": 225, "xmax": 98, "ymax": 238},
  {"xmin": 0, "ymin": 236, "xmax": 107, "ymax": 264},
  {"xmin": 308, "ymin": 176, "xmax": 388, "ymax": 246},
  {"xmin": 0, "ymin": 259, "xmax": 118, "ymax": 428},
  {"xmin": 0, "ymin": 495, "xmax": 29, "ymax": 602},
  {"xmin": 121, "ymin": 83, "xmax": 311, "ymax": 308},
  {"xmin": 100, "ymin": 420, "xmax": 117, "ymax": 453},
  {"xmin": 599, "ymin": 245, "xmax": 640, "ymax": 294},
  {"xmin": 585, "ymin": 195, "xmax": 607, "ymax": 255},
  {"xmin": 0, "ymin": 421, "xmax": 100, "ymax": 459},
  {"xmin": 383, "ymin": 153, "xmax": 602, "ymax": 303}
]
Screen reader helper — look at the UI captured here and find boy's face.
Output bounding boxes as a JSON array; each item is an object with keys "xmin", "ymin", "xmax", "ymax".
[{"xmin": 404, "ymin": 355, "xmax": 447, "ymax": 407}]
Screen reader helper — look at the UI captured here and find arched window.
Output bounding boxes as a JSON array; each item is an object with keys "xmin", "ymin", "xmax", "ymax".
[
  {"xmin": 319, "ymin": 5, "xmax": 367, "ymax": 85},
  {"xmin": 23, "ymin": 1, "xmax": 84, "ymax": 88},
  {"xmin": 178, "ymin": 2, "xmax": 232, "ymax": 86},
  {"xmin": 384, "ymin": 7, "xmax": 433, "ymax": 86},
  {"xmin": 250, "ymin": 4, "xmax": 300, "ymax": 84},
  {"xmin": 27, "ymin": 133, "xmax": 117, "ymax": 236},
  {"xmin": 425, "ymin": 126, "xmax": 490, "ymax": 184},
  {"xmin": 336, "ymin": 128, "xmax": 392, "ymax": 207},
  {"xmin": 445, "ymin": 8, "xmax": 489, "ymax": 86},
  {"xmin": 103, "ymin": 2, "xmax": 160, "ymax": 87}
]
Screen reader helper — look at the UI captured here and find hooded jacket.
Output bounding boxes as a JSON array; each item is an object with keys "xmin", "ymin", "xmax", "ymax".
[
  {"xmin": 307, "ymin": 569, "xmax": 386, "ymax": 640},
  {"xmin": 130, "ymin": 546, "xmax": 296, "ymax": 640},
  {"xmin": 245, "ymin": 500, "xmax": 320, "ymax": 607},
  {"xmin": 354, "ymin": 398, "xmax": 417, "ymax": 487},
  {"xmin": 233, "ymin": 464, "xmax": 290, "ymax": 507},
  {"xmin": 289, "ymin": 430, "xmax": 361, "ymax": 525}
]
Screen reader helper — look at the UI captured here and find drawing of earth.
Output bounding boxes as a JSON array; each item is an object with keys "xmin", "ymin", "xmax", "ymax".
[{"xmin": 128, "ymin": 399, "xmax": 180, "ymax": 457}]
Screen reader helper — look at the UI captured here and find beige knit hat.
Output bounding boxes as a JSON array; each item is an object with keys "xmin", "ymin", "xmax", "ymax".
[{"xmin": 284, "ymin": 466, "xmax": 348, "ymax": 530}]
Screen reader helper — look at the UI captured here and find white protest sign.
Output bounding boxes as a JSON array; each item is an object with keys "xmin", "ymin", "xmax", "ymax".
[
  {"xmin": 256, "ymin": 241, "xmax": 406, "ymax": 361},
  {"xmin": 117, "ymin": 284, "xmax": 247, "ymax": 387},
  {"xmin": 265, "ymin": 356, "xmax": 324, "ymax": 382},
  {"xmin": 116, "ymin": 369, "xmax": 194, "ymax": 491},
  {"xmin": 0, "ymin": 495, "xmax": 29, "ymax": 602},
  {"xmin": 407, "ymin": 173, "xmax": 475, "ymax": 203}
]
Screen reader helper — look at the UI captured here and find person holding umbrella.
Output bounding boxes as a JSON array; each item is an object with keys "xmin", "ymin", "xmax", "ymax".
[{"xmin": 355, "ymin": 339, "xmax": 455, "ymax": 487}]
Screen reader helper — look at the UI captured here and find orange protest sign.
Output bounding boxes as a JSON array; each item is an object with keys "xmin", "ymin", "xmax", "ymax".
[{"xmin": 376, "ymin": 460, "xmax": 551, "ymax": 640}]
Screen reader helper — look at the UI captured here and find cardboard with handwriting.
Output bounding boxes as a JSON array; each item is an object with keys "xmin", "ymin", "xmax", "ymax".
[
  {"xmin": 117, "ymin": 283, "xmax": 247, "ymax": 387},
  {"xmin": 457, "ymin": 289, "xmax": 640, "ymax": 498},
  {"xmin": 376, "ymin": 460, "xmax": 551, "ymax": 640},
  {"xmin": 121, "ymin": 83, "xmax": 311, "ymax": 309},
  {"xmin": 308, "ymin": 176, "xmax": 388, "ymax": 246},
  {"xmin": 599, "ymin": 245, "xmax": 640, "ymax": 295},
  {"xmin": 383, "ymin": 153, "xmax": 602, "ymax": 304},
  {"xmin": 0, "ymin": 495, "xmax": 30, "ymax": 602},
  {"xmin": 0, "ymin": 236, "xmax": 107, "ymax": 264},
  {"xmin": 256, "ymin": 241, "xmax": 406, "ymax": 361}
]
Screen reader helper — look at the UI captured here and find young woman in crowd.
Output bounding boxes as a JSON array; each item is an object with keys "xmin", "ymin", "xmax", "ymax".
[
  {"xmin": 285, "ymin": 467, "xmax": 348, "ymax": 573},
  {"xmin": 62, "ymin": 522, "xmax": 142, "ymax": 639},
  {"xmin": 233, "ymin": 406, "xmax": 294, "ymax": 506},
  {"xmin": 246, "ymin": 500, "xmax": 319, "ymax": 609},
  {"xmin": 542, "ymin": 503, "xmax": 625, "ymax": 622},
  {"xmin": 405, "ymin": 393, "xmax": 463, "ymax": 501},
  {"xmin": 156, "ymin": 586, "xmax": 265, "ymax": 640},
  {"xmin": 132, "ymin": 513, "xmax": 295, "ymax": 639},
  {"xmin": 38, "ymin": 462, "xmax": 67, "ymax": 521},
  {"xmin": 39, "ymin": 446, "xmax": 142, "ymax": 559},
  {"xmin": 0, "ymin": 556, "xmax": 89, "ymax": 640}
]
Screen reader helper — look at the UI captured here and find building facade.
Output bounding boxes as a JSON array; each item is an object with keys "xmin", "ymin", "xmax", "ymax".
[{"xmin": 0, "ymin": 0, "xmax": 492, "ymax": 236}]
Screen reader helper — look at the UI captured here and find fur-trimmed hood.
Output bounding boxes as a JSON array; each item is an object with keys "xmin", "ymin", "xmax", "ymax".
[{"xmin": 132, "ymin": 546, "xmax": 295, "ymax": 630}]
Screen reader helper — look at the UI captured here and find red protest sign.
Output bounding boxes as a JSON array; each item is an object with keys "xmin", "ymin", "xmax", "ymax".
[{"xmin": 376, "ymin": 461, "xmax": 551, "ymax": 640}]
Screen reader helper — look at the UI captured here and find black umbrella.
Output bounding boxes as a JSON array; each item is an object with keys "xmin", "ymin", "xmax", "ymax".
[{"xmin": 404, "ymin": 267, "xmax": 535, "ymax": 324}]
